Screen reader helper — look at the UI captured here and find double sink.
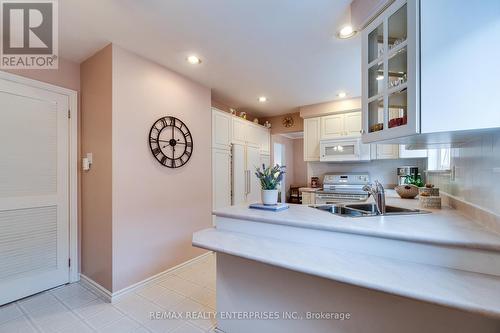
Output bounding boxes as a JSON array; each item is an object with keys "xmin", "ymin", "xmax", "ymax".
[{"xmin": 313, "ymin": 203, "xmax": 430, "ymax": 218}]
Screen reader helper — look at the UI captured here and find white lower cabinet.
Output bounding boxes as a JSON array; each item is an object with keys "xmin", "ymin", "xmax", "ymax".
[{"xmin": 301, "ymin": 192, "xmax": 316, "ymax": 205}]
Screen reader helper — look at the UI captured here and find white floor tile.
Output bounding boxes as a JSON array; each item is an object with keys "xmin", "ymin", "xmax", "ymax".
[
  {"xmin": 189, "ymin": 288, "xmax": 216, "ymax": 310},
  {"xmin": 0, "ymin": 316, "xmax": 38, "ymax": 333},
  {"xmin": 144, "ymin": 317, "xmax": 184, "ymax": 333},
  {"xmin": 55, "ymin": 320, "xmax": 94, "ymax": 333},
  {"xmin": 0, "ymin": 303, "xmax": 23, "ymax": 325},
  {"xmin": 159, "ymin": 276, "xmax": 200, "ymax": 297},
  {"xmin": 96, "ymin": 316, "xmax": 141, "ymax": 333},
  {"xmin": 18, "ymin": 293, "xmax": 60, "ymax": 314},
  {"xmin": 114, "ymin": 295, "xmax": 163, "ymax": 324},
  {"xmin": 74, "ymin": 298, "xmax": 112, "ymax": 319},
  {"xmin": 85, "ymin": 306, "xmax": 124, "ymax": 329},
  {"xmin": 2, "ymin": 254, "xmax": 216, "ymax": 333},
  {"xmin": 137, "ymin": 285, "xmax": 186, "ymax": 310},
  {"xmin": 31, "ymin": 309, "xmax": 82, "ymax": 332},
  {"xmin": 171, "ymin": 322, "xmax": 205, "ymax": 333}
]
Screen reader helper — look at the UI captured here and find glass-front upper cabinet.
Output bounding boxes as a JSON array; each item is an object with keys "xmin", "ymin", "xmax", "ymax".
[{"xmin": 362, "ymin": 0, "xmax": 418, "ymax": 143}]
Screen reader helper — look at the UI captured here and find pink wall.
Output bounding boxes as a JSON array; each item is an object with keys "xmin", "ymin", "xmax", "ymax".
[
  {"xmin": 111, "ymin": 46, "xmax": 212, "ymax": 291},
  {"xmin": 3, "ymin": 58, "xmax": 81, "ymax": 92},
  {"xmin": 80, "ymin": 45, "xmax": 113, "ymax": 291}
]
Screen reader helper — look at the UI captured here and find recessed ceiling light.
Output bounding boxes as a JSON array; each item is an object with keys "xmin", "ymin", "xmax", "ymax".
[
  {"xmin": 337, "ymin": 91, "xmax": 347, "ymax": 98},
  {"xmin": 258, "ymin": 96, "xmax": 267, "ymax": 103},
  {"xmin": 337, "ymin": 25, "xmax": 356, "ymax": 39},
  {"xmin": 186, "ymin": 55, "xmax": 201, "ymax": 64}
]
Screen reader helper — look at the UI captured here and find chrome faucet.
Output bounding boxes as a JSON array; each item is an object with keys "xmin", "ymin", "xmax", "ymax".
[{"xmin": 362, "ymin": 181, "xmax": 386, "ymax": 215}]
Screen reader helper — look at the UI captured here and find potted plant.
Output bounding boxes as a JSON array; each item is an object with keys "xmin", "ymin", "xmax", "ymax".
[{"xmin": 255, "ymin": 164, "xmax": 285, "ymax": 205}]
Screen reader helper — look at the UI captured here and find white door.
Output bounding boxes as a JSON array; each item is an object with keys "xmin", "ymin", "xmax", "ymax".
[
  {"xmin": 231, "ymin": 144, "xmax": 246, "ymax": 205},
  {"xmin": 320, "ymin": 114, "xmax": 344, "ymax": 139},
  {"xmin": 212, "ymin": 148, "xmax": 231, "ymax": 210},
  {"xmin": 246, "ymin": 145, "xmax": 261, "ymax": 204},
  {"xmin": 0, "ymin": 78, "xmax": 70, "ymax": 305}
]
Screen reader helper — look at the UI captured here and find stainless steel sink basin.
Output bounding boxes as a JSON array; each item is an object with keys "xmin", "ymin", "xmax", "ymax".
[{"xmin": 312, "ymin": 203, "xmax": 430, "ymax": 218}]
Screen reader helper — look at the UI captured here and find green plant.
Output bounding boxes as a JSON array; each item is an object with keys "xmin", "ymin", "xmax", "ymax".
[
  {"xmin": 404, "ymin": 173, "xmax": 424, "ymax": 187},
  {"xmin": 255, "ymin": 164, "xmax": 286, "ymax": 190}
]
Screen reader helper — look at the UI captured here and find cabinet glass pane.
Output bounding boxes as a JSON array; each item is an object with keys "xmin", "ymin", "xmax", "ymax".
[
  {"xmin": 388, "ymin": 46, "xmax": 407, "ymax": 89},
  {"xmin": 368, "ymin": 23, "xmax": 384, "ymax": 63},
  {"xmin": 368, "ymin": 62, "xmax": 384, "ymax": 98},
  {"xmin": 368, "ymin": 97, "xmax": 384, "ymax": 133},
  {"xmin": 388, "ymin": 89, "xmax": 407, "ymax": 128},
  {"xmin": 388, "ymin": 4, "xmax": 407, "ymax": 50}
]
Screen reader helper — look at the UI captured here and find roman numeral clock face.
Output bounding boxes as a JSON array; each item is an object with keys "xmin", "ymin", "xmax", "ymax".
[{"xmin": 149, "ymin": 116, "xmax": 193, "ymax": 168}]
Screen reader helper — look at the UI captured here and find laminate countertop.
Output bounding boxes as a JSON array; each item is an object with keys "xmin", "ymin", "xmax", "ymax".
[{"xmin": 212, "ymin": 191, "xmax": 500, "ymax": 251}]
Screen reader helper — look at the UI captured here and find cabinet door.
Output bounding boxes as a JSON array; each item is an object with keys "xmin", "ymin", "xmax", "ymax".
[
  {"xmin": 232, "ymin": 117, "xmax": 247, "ymax": 144},
  {"xmin": 258, "ymin": 127, "xmax": 271, "ymax": 154},
  {"xmin": 231, "ymin": 144, "xmax": 246, "ymax": 205},
  {"xmin": 399, "ymin": 145, "xmax": 427, "ymax": 158},
  {"xmin": 320, "ymin": 114, "xmax": 344, "ymax": 139},
  {"xmin": 246, "ymin": 145, "xmax": 261, "ymax": 204},
  {"xmin": 304, "ymin": 118, "xmax": 321, "ymax": 161},
  {"xmin": 246, "ymin": 124, "xmax": 260, "ymax": 146},
  {"xmin": 302, "ymin": 192, "xmax": 311, "ymax": 205},
  {"xmin": 344, "ymin": 112, "xmax": 362, "ymax": 137},
  {"xmin": 212, "ymin": 149, "xmax": 231, "ymax": 210},
  {"xmin": 376, "ymin": 144, "xmax": 400, "ymax": 159},
  {"xmin": 212, "ymin": 109, "xmax": 232, "ymax": 150}
]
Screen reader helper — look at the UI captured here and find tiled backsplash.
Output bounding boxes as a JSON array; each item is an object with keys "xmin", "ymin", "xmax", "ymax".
[
  {"xmin": 427, "ymin": 132, "xmax": 500, "ymax": 216},
  {"xmin": 307, "ymin": 158, "xmax": 428, "ymax": 188}
]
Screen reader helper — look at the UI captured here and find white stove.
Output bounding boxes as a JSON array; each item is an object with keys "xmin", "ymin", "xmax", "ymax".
[{"xmin": 315, "ymin": 173, "xmax": 371, "ymax": 204}]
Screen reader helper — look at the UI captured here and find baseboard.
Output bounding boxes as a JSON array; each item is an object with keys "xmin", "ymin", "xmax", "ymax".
[
  {"xmin": 80, "ymin": 252, "xmax": 213, "ymax": 303},
  {"xmin": 79, "ymin": 274, "xmax": 113, "ymax": 302}
]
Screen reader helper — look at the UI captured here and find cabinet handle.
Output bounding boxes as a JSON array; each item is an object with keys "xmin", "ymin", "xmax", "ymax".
[{"xmin": 360, "ymin": 129, "xmax": 366, "ymax": 134}]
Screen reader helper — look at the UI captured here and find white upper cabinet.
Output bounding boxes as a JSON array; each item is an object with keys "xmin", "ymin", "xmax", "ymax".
[
  {"xmin": 320, "ymin": 111, "xmax": 362, "ymax": 140},
  {"xmin": 212, "ymin": 108, "xmax": 232, "ymax": 150},
  {"xmin": 304, "ymin": 117, "xmax": 321, "ymax": 161},
  {"xmin": 373, "ymin": 144, "xmax": 400, "ymax": 160},
  {"xmin": 344, "ymin": 112, "xmax": 362, "ymax": 137},
  {"xmin": 362, "ymin": 0, "xmax": 418, "ymax": 143},
  {"xmin": 320, "ymin": 114, "xmax": 344, "ymax": 139},
  {"xmin": 232, "ymin": 117, "xmax": 248, "ymax": 144},
  {"xmin": 362, "ymin": 0, "xmax": 500, "ymax": 144},
  {"xmin": 229, "ymin": 113, "xmax": 270, "ymax": 154},
  {"xmin": 420, "ymin": 0, "xmax": 500, "ymax": 134}
]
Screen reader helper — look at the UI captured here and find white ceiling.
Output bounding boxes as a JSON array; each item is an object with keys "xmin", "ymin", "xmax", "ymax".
[{"xmin": 59, "ymin": 0, "xmax": 361, "ymax": 116}]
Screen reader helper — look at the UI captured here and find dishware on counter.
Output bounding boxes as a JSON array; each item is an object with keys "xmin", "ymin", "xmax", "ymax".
[{"xmin": 395, "ymin": 184, "xmax": 419, "ymax": 199}]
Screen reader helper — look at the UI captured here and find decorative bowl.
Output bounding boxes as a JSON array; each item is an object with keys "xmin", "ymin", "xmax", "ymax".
[{"xmin": 395, "ymin": 184, "xmax": 419, "ymax": 199}]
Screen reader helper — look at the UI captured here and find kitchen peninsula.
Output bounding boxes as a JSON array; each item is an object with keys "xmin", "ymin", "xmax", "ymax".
[{"xmin": 193, "ymin": 193, "xmax": 500, "ymax": 333}]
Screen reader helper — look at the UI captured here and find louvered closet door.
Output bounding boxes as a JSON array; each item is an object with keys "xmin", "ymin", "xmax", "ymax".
[{"xmin": 0, "ymin": 78, "xmax": 69, "ymax": 305}]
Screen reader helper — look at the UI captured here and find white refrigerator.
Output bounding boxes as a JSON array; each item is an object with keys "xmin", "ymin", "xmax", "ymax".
[{"xmin": 232, "ymin": 143, "xmax": 261, "ymax": 205}]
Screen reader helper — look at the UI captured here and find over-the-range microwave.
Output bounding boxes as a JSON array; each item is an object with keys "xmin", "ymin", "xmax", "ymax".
[{"xmin": 319, "ymin": 138, "xmax": 371, "ymax": 162}]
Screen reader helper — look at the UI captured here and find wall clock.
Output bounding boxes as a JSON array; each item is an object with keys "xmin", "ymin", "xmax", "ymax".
[
  {"xmin": 149, "ymin": 116, "xmax": 193, "ymax": 168},
  {"xmin": 282, "ymin": 116, "xmax": 294, "ymax": 128}
]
